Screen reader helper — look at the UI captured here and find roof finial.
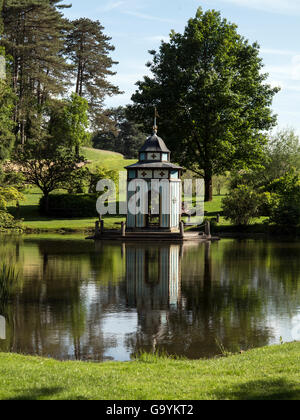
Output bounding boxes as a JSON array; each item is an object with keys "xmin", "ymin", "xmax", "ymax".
[{"xmin": 153, "ymin": 107, "xmax": 159, "ymax": 134}]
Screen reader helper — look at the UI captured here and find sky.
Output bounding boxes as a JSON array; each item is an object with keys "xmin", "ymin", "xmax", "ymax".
[{"xmin": 64, "ymin": 0, "xmax": 300, "ymax": 134}]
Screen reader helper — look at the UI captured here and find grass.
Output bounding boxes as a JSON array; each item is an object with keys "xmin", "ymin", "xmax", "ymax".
[
  {"xmin": 82, "ymin": 147, "xmax": 135, "ymax": 171},
  {"xmin": 0, "ymin": 342, "xmax": 299, "ymax": 400},
  {"xmin": 7, "ymin": 147, "xmax": 132, "ymax": 232},
  {"xmin": 5, "ymin": 146, "xmax": 267, "ymax": 233}
]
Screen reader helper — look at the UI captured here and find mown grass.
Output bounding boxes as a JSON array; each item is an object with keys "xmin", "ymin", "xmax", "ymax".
[
  {"xmin": 0, "ymin": 342, "xmax": 299, "ymax": 400},
  {"xmin": 82, "ymin": 147, "xmax": 135, "ymax": 171},
  {"xmin": 6, "ymin": 146, "xmax": 267, "ymax": 233}
]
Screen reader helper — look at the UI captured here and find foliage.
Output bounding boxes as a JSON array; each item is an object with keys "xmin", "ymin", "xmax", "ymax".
[
  {"xmin": 229, "ymin": 129, "xmax": 300, "ymax": 191},
  {"xmin": 92, "ymin": 107, "xmax": 145, "ymax": 159},
  {"xmin": 14, "ymin": 140, "xmax": 84, "ymax": 204},
  {"xmin": 213, "ymin": 174, "xmax": 229, "ymax": 196},
  {"xmin": 0, "ymin": 62, "xmax": 16, "ymax": 160},
  {"xmin": 65, "ymin": 17, "xmax": 121, "ymax": 127},
  {"xmin": 49, "ymin": 93, "xmax": 89, "ymax": 154},
  {"xmin": 128, "ymin": 8, "xmax": 279, "ymax": 201},
  {"xmin": 222, "ymin": 185, "xmax": 262, "ymax": 225},
  {"xmin": 0, "ymin": 210, "xmax": 22, "ymax": 231},
  {"xmin": 269, "ymin": 173, "xmax": 300, "ymax": 226},
  {"xmin": 88, "ymin": 166, "xmax": 119, "ymax": 194},
  {"xmin": 1, "ymin": 0, "xmax": 71, "ymax": 145},
  {"xmin": 0, "ymin": 185, "xmax": 22, "ymax": 210},
  {"xmin": 39, "ymin": 194, "xmax": 98, "ymax": 218}
]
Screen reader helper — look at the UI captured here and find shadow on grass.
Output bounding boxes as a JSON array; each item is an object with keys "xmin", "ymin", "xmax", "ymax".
[
  {"xmin": 215, "ymin": 378, "xmax": 300, "ymax": 400},
  {"xmin": 7, "ymin": 387, "xmax": 63, "ymax": 400},
  {"xmin": 7, "ymin": 387, "xmax": 90, "ymax": 401}
]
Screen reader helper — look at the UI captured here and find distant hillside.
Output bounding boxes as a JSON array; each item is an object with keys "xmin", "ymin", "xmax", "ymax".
[{"xmin": 82, "ymin": 147, "xmax": 136, "ymax": 171}]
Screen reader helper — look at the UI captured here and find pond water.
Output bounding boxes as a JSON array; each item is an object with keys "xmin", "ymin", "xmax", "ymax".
[{"xmin": 0, "ymin": 235, "xmax": 300, "ymax": 362}]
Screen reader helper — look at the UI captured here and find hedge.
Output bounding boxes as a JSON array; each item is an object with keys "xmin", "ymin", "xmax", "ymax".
[{"xmin": 39, "ymin": 194, "xmax": 98, "ymax": 218}]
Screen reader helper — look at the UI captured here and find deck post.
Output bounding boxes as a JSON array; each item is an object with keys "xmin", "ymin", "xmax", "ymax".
[
  {"xmin": 205, "ymin": 220, "xmax": 211, "ymax": 238},
  {"xmin": 95, "ymin": 221, "xmax": 101, "ymax": 238},
  {"xmin": 121, "ymin": 222, "xmax": 126, "ymax": 237},
  {"xmin": 180, "ymin": 221, "xmax": 184, "ymax": 238}
]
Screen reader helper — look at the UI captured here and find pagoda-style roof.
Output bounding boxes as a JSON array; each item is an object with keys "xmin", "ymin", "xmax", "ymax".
[
  {"xmin": 139, "ymin": 133, "xmax": 170, "ymax": 153},
  {"xmin": 125, "ymin": 161, "xmax": 182, "ymax": 170}
]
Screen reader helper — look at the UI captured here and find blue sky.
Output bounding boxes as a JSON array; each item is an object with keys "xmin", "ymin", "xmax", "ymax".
[{"xmin": 64, "ymin": 0, "xmax": 300, "ymax": 134}]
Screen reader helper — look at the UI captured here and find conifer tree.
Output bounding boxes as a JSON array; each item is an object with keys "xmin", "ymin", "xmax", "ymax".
[
  {"xmin": 1, "ymin": 0, "xmax": 70, "ymax": 144},
  {"xmin": 66, "ymin": 18, "xmax": 121, "ymax": 127}
]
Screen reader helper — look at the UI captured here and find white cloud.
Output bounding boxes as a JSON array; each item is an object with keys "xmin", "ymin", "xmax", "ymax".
[
  {"xmin": 98, "ymin": 1, "xmax": 125, "ymax": 12},
  {"xmin": 123, "ymin": 10, "xmax": 177, "ymax": 23},
  {"xmin": 216, "ymin": 0, "xmax": 300, "ymax": 15},
  {"xmin": 144, "ymin": 35, "xmax": 170, "ymax": 43},
  {"xmin": 261, "ymin": 48, "xmax": 300, "ymax": 57},
  {"xmin": 266, "ymin": 56, "xmax": 300, "ymax": 82}
]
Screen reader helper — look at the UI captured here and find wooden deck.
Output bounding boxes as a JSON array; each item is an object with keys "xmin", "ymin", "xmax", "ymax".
[{"xmin": 86, "ymin": 230, "xmax": 219, "ymax": 242}]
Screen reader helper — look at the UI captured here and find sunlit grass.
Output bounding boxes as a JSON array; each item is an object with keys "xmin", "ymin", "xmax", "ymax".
[{"xmin": 0, "ymin": 342, "xmax": 299, "ymax": 400}]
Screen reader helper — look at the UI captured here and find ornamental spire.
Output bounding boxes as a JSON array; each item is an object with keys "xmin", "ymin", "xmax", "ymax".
[{"xmin": 153, "ymin": 107, "xmax": 159, "ymax": 134}]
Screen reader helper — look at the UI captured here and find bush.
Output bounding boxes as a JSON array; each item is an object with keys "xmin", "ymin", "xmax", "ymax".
[
  {"xmin": 268, "ymin": 173, "xmax": 300, "ymax": 226},
  {"xmin": 39, "ymin": 194, "xmax": 98, "ymax": 218},
  {"xmin": 222, "ymin": 185, "xmax": 262, "ymax": 225},
  {"xmin": 0, "ymin": 210, "xmax": 23, "ymax": 231}
]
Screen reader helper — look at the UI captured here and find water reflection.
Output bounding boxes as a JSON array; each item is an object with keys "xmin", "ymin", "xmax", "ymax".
[{"xmin": 0, "ymin": 236, "xmax": 299, "ymax": 361}]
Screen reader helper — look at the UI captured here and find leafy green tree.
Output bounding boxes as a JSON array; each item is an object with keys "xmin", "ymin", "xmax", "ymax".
[
  {"xmin": 66, "ymin": 18, "xmax": 121, "ymax": 127},
  {"xmin": 229, "ymin": 128, "xmax": 300, "ymax": 190},
  {"xmin": 267, "ymin": 172, "xmax": 300, "ymax": 226},
  {"xmin": 128, "ymin": 8, "xmax": 279, "ymax": 201},
  {"xmin": 0, "ymin": 52, "xmax": 15, "ymax": 160},
  {"xmin": 92, "ymin": 107, "xmax": 145, "ymax": 158},
  {"xmin": 49, "ymin": 93, "xmax": 89, "ymax": 156},
  {"xmin": 88, "ymin": 166, "xmax": 119, "ymax": 194},
  {"xmin": 14, "ymin": 141, "xmax": 83, "ymax": 211}
]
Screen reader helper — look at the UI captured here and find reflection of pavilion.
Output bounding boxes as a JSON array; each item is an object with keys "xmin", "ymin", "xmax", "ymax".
[{"xmin": 126, "ymin": 243, "xmax": 182, "ymax": 309}]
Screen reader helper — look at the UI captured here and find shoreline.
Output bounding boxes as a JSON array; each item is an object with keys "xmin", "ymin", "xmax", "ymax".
[{"xmin": 0, "ymin": 342, "xmax": 299, "ymax": 400}]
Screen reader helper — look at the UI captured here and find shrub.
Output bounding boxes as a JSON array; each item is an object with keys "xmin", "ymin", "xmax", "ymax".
[
  {"xmin": 39, "ymin": 194, "xmax": 98, "ymax": 218},
  {"xmin": 222, "ymin": 185, "xmax": 262, "ymax": 225},
  {"xmin": 0, "ymin": 210, "xmax": 22, "ymax": 231},
  {"xmin": 268, "ymin": 173, "xmax": 300, "ymax": 226}
]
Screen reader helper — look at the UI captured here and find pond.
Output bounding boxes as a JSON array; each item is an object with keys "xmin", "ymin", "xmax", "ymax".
[{"xmin": 0, "ymin": 235, "xmax": 300, "ymax": 362}]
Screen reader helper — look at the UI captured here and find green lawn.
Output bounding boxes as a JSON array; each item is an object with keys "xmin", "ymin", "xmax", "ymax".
[
  {"xmin": 6, "ymin": 147, "xmax": 267, "ymax": 233},
  {"xmin": 0, "ymin": 342, "xmax": 299, "ymax": 400},
  {"xmin": 82, "ymin": 147, "xmax": 136, "ymax": 171}
]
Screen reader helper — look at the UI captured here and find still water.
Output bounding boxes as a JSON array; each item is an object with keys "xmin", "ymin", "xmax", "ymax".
[{"xmin": 0, "ymin": 235, "xmax": 300, "ymax": 361}]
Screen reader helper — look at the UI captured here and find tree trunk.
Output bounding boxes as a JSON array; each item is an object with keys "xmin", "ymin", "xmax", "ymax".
[
  {"xmin": 44, "ymin": 193, "xmax": 50, "ymax": 214},
  {"xmin": 204, "ymin": 173, "xmax": 213, "ymax": 202}
]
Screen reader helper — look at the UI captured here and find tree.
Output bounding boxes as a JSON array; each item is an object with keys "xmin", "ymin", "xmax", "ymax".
[
  {"xmin": 1, "ymin": 0, "xmax": 71, "ymax": 144},
  {"xmin": 92, "ymin": 107, "xmax": 145, "ymax": 158},
  {"xmin": 14, "ymin": 141, "xmax": 83, "ymax": 211},
  {"xmin": 49, "ymin": 93, "xmax": 89, "ymax": 156},
  {"xmin": 66, "ymin": 18, "xmax": 121, "ymax": 127},
  {"xmin": 128, "ymin": 8, "xmax": 279, "ymax": 201},
  {"xmin": 229, "ymin": 128, "xmax": 300, "ymax": 190},
  {"xmin": 0, "ymin": 49, "xmax": 15, "ymax": 160}
]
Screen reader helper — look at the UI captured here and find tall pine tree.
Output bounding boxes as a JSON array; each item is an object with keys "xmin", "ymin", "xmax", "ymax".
[
  {"xmin": 1, "ymin": 0, "xmax": 71, "ymax": 144},
  {"xmin": 66, "ymin": 18, "xmax": 121, "ymax": 128}
]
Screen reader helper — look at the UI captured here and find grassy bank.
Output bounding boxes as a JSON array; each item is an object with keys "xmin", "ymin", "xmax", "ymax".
[
  {"xmin": 7, "ymin": 192, "xmax": 269, "ymax": 234},
  {"xmin": 0, "ymin": 343, "xmax": 299, "ymax": 400}
]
